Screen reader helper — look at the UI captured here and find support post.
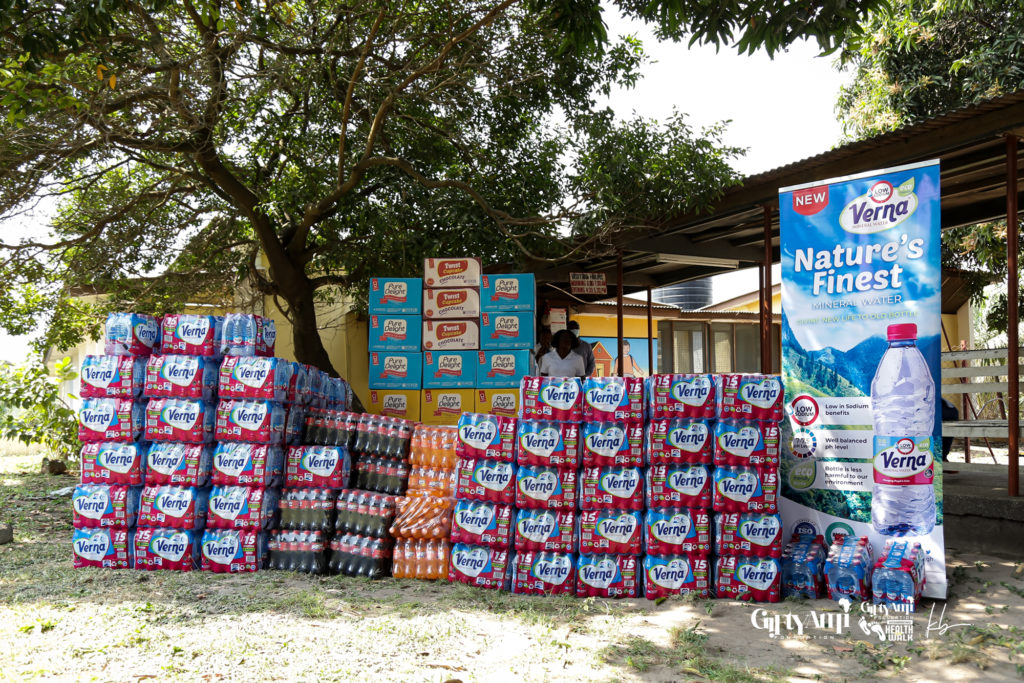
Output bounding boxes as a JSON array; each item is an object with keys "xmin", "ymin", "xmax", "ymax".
[
  {"xmin": 647, "ymin": 288, "xmax": 654, "ymax": 376},
  {"xmin": 1007, "ymin": 134, "xmax": 1020, "ymax": 496},
  {"xmin": 762, "ymin": 204, "xmax": 773, "ymax": 373},
  {"xmin": 617, "ymin": 249, "xmax": 625, "ymax": 377}
]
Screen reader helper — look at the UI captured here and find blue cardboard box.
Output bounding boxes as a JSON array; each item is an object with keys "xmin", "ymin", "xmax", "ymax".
[
  {"xmin": 476, "ymin": 349, "xmax": 531, "ymax": 388},
  {"xmin": 422, "ymin": 350, "xmax": 477, "ymax": 389},
  {"xmin": 368, "ymin": 314, "xmax": 422, "ymax": 352},
  {"xmin": 368, "ymin": 352, "xmax": 423, "ymax": 390},
  {"xmin": 368, "ymin": 277, "xmax": 423, "ymax": 315},
  {"xmin": 481, "ymin": 274, "xmax": 536, "ymax": 312},
  {"xmin": 480, "ymin": 311, "xmax": 535, "ymax": 350}
]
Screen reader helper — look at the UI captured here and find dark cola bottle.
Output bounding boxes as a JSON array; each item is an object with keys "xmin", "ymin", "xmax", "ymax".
[
  {"xmin": 366, "ymin": 457, "xmax": 383, "ymax": 493},
  {"xmin": 356, "ymin": 491, "xmax": 372, "ymax": 536},
  {"xmin": 394, "ymin": 420, "xmax": 413, "ymax": 460},
  {"xmin": 338, "ymin": 490, "xmax": 356, "ymax": 534},
  {"xmin": 341, "ymin": 412, "xmax": 357, "ymax": 450},
  {"xmin": 309, "ymin": 531, "xmax": 325, "ymax": 575},
  {"xmin": 364, "ymin": 495, "xmax": 382, "ymax": 538},
  {"xmin": 353, "ymin": 415, "xmax": 371, "ymax": 454},
  {"xmin": 303, "ymin": 413, "xmax": 318, "ymax": 445},
  {"xmin": 278, "ymin": 490, "xmax": 294, "ymax": 530},
  {"xmin": 370, "ymin": 540, "xmax": 393, "ymax": 581},
  {"xmin": 267, "ymin": 534, "xmax": 280, "ymax": 570},
  {"xmin": 338, "ymin": 534, "xmax": 355, "ymax": 576},
  {"xmin": 393, "ymin": 460, "xmax": 409, "ymax": 496}
]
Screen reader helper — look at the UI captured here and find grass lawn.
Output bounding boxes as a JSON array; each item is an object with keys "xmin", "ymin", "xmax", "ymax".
[{"xmin": 2, "ymin": 445, "xmax": 1023, "ymax": 682}]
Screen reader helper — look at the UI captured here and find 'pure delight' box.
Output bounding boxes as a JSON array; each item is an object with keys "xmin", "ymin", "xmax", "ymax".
[
  {"xmin": 369, "ymin": 315, "xmax": 422, "ymax": 352},
  {"xmin": 368, "ymin": 352, "xmax": 423, "ymax": 390},
  {"xmin": 368, "ymin": 277, "xmax": 423, "ymax": 315},
  {"xmin": 423, "ymin": 350, "xmax": 476, "ymax": 389},
  {"xmin": 481, "ymin": 274, "xmax": 535, "ymax": 312}
]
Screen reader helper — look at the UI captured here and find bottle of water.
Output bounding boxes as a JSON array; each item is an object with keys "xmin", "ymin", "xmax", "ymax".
[{"xmin": 870, "ymin": 323, "xmax": 936, "ymax": 536}]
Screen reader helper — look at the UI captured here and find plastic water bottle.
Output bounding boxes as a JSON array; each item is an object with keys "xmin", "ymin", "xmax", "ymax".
[
  {"xmin": 870, "ymin": 323, "xmax": 936, "ymax": 536},
  {"xmin": 782, "ymin": 533, "xmax": 825, "ymax": 599}
]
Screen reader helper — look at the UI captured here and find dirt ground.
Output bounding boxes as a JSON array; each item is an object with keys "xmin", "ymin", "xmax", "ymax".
[{"xmin": 2, "ymin": 450, "xmax": 1022, "ymax": 682}]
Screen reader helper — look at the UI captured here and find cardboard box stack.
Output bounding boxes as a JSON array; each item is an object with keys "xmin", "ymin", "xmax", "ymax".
[{"xmin": 367, "ymin": 260, "xmax": 536, "ymax": 425}]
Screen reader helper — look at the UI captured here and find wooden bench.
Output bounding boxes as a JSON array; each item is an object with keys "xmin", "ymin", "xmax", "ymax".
[{"xmin": 940, "ymin": 347, "xmax": 1024, "ymax": 443}]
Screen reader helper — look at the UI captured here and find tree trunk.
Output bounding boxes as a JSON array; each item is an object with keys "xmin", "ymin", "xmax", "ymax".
[{"xmin": 283, "ymin": 281, "xmax": 338, "ymax": 377}]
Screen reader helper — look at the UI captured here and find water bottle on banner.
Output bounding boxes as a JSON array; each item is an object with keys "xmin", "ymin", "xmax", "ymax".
[{"xmin": 870, "ymin": 323, "xmax": 936, "ymax": 536}]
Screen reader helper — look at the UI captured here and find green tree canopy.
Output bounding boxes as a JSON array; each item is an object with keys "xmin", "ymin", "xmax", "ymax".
[
  {"xmin": 1, "ymin": 0, "xmax": 884, "ymax": 375},
  {"xmin": 837, "ymin": 0, "xmax": 1024, "ymax": 334}
]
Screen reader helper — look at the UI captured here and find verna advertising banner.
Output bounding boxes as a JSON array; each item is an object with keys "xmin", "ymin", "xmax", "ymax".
[{"xmin": 778, "ymin": 160, "xmax": 946, "ymax": 599}]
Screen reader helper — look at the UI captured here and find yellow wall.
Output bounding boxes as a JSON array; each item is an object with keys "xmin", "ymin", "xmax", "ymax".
[
  {"xmin": 570, "ymin": 313, "xmax": 662, "ymax": 338},
  {"xmin": 726, "ymin": 291, "xmax": 782, "ymax": 314}
]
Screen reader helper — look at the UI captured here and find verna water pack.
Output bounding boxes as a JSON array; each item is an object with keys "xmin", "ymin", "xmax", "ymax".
[
  {"xmin": 285, "ymin": 445, "xmax": 350, "ymax": 488},
  {"xmin": 210, "ymin": 443, "xmax": 284, "ymax": 487},
  {"xmin": 78, "ymin": 398, "xmax": 144, "ymax": 442},
  {"xmin": 219, "ymin": 356, "xmax": 293, "ymax": 402},
  {"xmin": 80, "ymin": 442, "xmax": 146, "ymax": 485},
  {"xmin": 715, "ymin": 555, "xmax": 782, "ymax": 602},
  {"xmin": 80, "ymin": 355, "xmax": 146, "ymax": 398},
  {"xmin": 134, "ymin": 528, "xmax": 200, "ymax": 571},
  {"xmin": 514, "ymin": 509, "xmax": 576, "ymax": 553},
  {"xmin": 643, "ymin": 507, "xmax": 711, "ymax": 555},
  {"xmin": 215, "ymin": 400, "xmax": 285, "ymax": 444},
  {"xmin": 718, "ymin": 374, "xmax": 784, "ymax": 421},
  {"xmin": 72, "ymin": 484, "xmax": 140, "ymax": 528},
  {"xmin": 715, "ymin": 513, "xmax": 783, "ymax": 558},
  {"xmin": 201, "ymin": 529, "xmax": 266, "ymax": 573},
  {"xmin": 646, "ymin": 419, "xmax": 713, "ymax": 465},
  {"xmin": 713, "ymin": 465, "xmax": 779, "ymax": 514},
  {"xmin": 450, "ymin": 501, "xmax": 514, "ymax": 548},
  {"xmin": 520, "ymin": 376, "xmax": 583, "ymax": 421},
  {"xmin": 579, "ymin": 467, "xmax": 645, "ymax": 510},
  {"xmin": 515, "ymin": 465, "xmax": 577, "ymax": 509},
  {"xmin": 160, "ymin": 314, "xmax": 223, "ymax": 357},
  {"xmin": 145, "ymin": 398, "xmax": 215, "ymax": 443},
  {"xmin": 144, "ymin": 355, "xmax": 219, "ymax": 401},
  {"xmin": 713, "ymin": 420, "xmax": 781, "ymax": 467},
  {"xmin": 575, "ymin": 554, "xmax": 639, "ymax": 598},
  {"xmin": 649, "ymin": 374, "xmax": 716, "ymax": 419},
  {"xmin": 646, "ymin": 464, "xmax": 712, "ymax": 509},
  {"xmin": 145, "ymin": 442, "xmax": 213, "ymax": 486},
  {"xmin": 207, "ymin": 486, "xmax": 279, "ymax": 530},
  {"xmin": 512, "ymin": 551, "xmax": 576, "ymax": 595},
  {"xmin": 582, "ymin": 376, "xmax": 645, "ymax": 423},
  {"xmin": 72, "ymin": 528, "xmax": 134, "ymax": 569},
  {"xmin": 515, "ymin": 420, "xmax": 580, "ymax": 469},
  {"xmin": 448, "ymin": 543, "xmax": 511, "ymax": 590},
  {"xmin": 644, "ymin": 555, "xmax": 711, "ymax": 600},
  {"xmin": 581, "ymin": 422, "xmax": 644, "ymax": 467},
  {"xmin": 137, "ymin": 485, "xmax": 209, "ymax": 530},
  {"xmin": 456, "ymin": 413, "xmax": 517, "ymax": 462},
  {"xmin": 578, "ymin": 509, "xmax": 643, "ymax": 555},
  {"xmin": 104, "ymin": 312, "xmax": 160, "ymax": 356},
  {"xmin": 456, "ymin": 459, "xmax": 516, "ymax": 505}
]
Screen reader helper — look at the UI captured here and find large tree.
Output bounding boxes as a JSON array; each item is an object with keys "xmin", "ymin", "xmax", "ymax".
[
  {"xmin": 1, "ymin": 0, "xmax": 884, "ymax": 373},
  {"xmin": 836, "ymin": 0, "xmax": 1024, "ymax": 333}
]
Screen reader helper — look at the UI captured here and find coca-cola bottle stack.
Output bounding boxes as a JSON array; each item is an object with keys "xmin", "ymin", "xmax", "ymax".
[{"xmin": 317, "ymin": 413, "xmax": 411, "ymax": 578}]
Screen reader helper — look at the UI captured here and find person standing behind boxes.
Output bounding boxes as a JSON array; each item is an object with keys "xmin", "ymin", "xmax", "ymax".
[{"xmin": 566, "ymin": 320, "xmax": 595, "ymax": 377}]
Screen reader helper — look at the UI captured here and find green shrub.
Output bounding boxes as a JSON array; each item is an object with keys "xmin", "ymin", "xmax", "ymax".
[{"xmin": 0, "ymin": 357, "xmax": 78, "ymax": 460}]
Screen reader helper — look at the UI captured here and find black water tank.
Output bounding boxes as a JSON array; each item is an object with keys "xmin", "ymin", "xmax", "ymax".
[{"xmin": 652, "ymin": 279, "xmax": 713, "ymax": 311}]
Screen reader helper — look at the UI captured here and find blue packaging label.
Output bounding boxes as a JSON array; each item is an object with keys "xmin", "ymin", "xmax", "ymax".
[
  {"xmin": 368, "ymin": 315, "xmax": 422, "ymax": 352},
  {"xmin": 422, "ymin": 350, "xmax": 475, "ymax": 389},
  {"xmin": 368, "ymin": 277, "xmax": 423, "ymax": 315},
  {"xmin": 476, "ymin": 350, "xmax": 530, "ymax": 388},
  {"xmin": 369, "ymin": 352, "xmax": 423, "ymax": 390},
  {"xmin": 480, "ymin": 312, "xmax": 534, "ymax": 350},
  {"xmin": 480, "ymin": 273, "xmax": 535, "ymax": 312}
]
